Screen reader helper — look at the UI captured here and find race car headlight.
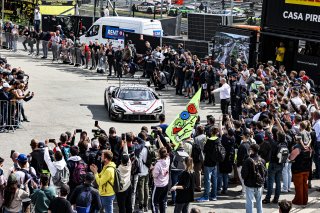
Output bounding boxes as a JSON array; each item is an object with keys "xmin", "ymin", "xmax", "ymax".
[
  {"xmin": 153, "ymin": 106, "xmax": 163, "ymax": 113},
  {"xmin": 113, "ymin": 105, "xmax": 126, "ymax": 113}
]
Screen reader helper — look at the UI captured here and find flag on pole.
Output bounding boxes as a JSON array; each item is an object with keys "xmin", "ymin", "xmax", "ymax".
[{"xmin": 165, "ymin": 88, "xmax": 202, "ymax": 150}]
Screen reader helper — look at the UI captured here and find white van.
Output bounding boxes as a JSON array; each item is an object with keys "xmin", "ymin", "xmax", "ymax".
[{"xmin": 80, "ymin": 16, "xmax": 163, "ymax": 47}]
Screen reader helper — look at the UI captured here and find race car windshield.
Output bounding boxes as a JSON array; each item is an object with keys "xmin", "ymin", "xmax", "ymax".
[{"xmin": 118, "ymin": 89, "xmax": 155, "ymax": 101}]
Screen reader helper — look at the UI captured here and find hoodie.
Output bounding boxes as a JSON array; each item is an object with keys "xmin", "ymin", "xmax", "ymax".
[
  {"xmin": 153, "ymin": 156, "xmax": 170, "ymax": 187},
  {"xmin": 95, "ymin": 161, "xmax": 116, "ymax": 196},
  {"xmin": 118, "ymin": 143, "xmax": 132, "ymax": 192},
  {"xmin": 44, "ymin": 147, "xmax": 67, "ymax": 177}
]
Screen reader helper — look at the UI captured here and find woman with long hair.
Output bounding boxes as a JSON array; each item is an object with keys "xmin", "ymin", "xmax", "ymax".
[
  {"xmin": 3, "ymin": 174, "xmax": 30, "ymax": 213},
  {"xmin": 171, "ymin": 156, "xmax": 195, "ymax": 213}
]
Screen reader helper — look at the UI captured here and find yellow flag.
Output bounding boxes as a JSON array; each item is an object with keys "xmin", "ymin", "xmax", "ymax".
[{"xmin": 165, "ymin": 88, "xmax": 202, "ymax": 150}]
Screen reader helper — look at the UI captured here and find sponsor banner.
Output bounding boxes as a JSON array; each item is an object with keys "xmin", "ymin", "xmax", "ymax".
[
  {"xmin": 153, "ymin": 30, "xmax": 162, "ymax": 37},
  {"xmin": 264, "ymin": 0, "xmax": 320, "ymax": 35},
  {"xmin": 105, "ymin": 26, "xmax": 134, "ymax": 40}
]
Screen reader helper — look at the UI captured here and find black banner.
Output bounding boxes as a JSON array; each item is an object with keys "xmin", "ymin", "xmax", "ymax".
[{"xmin": 263, "ymin": 0, "xmax": 320, "ymax": 35}]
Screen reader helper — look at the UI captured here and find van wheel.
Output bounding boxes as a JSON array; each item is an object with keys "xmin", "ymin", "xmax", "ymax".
[{"xmin": 147, "ymin": 7, "xmax": 153, "ymax": 14}]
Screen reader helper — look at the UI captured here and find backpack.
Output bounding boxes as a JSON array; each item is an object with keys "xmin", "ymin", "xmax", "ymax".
[
  {"xmin": 143, "ymin": 146, "xmax": 156, "ymax": 168},
  {"xmin": 72, "ymin": 161, "xmax": 87, "ymax": 185},
  {"xmin": 18, "ymin": 167, "xmax": 39, "ymax": 193},
  {"xmin": 52, "ymin": 166, "xmax": 69, "ymax": 187},
  {"xmin": 277, "ymin": 143, "xmax": 289, "ymax": 164},
  {"xmin": 213, "ymin": 141, "xmax": 226, "ymax": 162},
  {"xmin": 191, "ymin": 143, "xmax": 203, "ymax": 163},
  {"xmin": 107, "ymin": 166, "xmax": 124, "ymax": 193},
  {"xmin": 61, "ymin": 146, "xmax": 71, "ymax": 160},
  {"xmin": 172, "ymin": 150, "xmax": 188, "ymax": 170},
  {"xmin": 76, "ymin": 187, "xmax": 92, "ymax": 208},
  {"xmin": 249, "ymin": 157, "xmax": 266, "ymax": 187}
]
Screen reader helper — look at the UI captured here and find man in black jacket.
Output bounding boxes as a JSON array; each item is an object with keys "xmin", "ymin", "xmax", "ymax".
[
  {"xmin": 205, "ymin": 66, "xmax": 216, "ymax": 105},
  {"xmin": 241, "ymin": 144, "xmax": 265, "ymax": 213},
  {"xmin": 41, "ymin": 31, "xmax": 51, "ymax": 59},
  {"xmin": 237, "ymin": 131, "xmax": 251, "ymax": 198},
  {"xmin": 30, "ymin": 141, "xmax": 48, "ymax": 176},
  {"xmin": 263, "ymin": 131, "xmax": 286, "ymax": 204},
  {"xmin": 195, "ymin": 126, "xmax": 220, "ymax": 202},
  {"xmin": 69, "ymin": 173, "xmax": 102, "ymax": 213}
]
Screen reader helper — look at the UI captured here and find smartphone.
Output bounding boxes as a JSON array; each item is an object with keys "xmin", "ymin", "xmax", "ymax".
[
  {"xmin": 48, "ymin": 139, "xmax": 55, "ymax": 143},
  {"xmin": 76, "ymin": 129, "xmax": 82, "ymax": 133},
  {"xmin": 10, "ymin": 150, "xmax": 15, "ymax": 158},
  {"xmin": 95, "ymin": 121, "xmax": 99, "ymax": 127},
  {"xmin": 121, "ymin": 133, "xmax": 126, "ymax": 141}
]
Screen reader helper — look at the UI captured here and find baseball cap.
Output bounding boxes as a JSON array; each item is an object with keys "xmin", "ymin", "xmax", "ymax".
[
  {"xmin": 2, "ymin": 82, "xmax": 10, "ymax": 88},
  {"xmin": 301, "ymin": 76, "xmax": 309, "ymax": 81},
  {"xmin": 38, "ymin": 142, "xmax": 45, "ymax": 148},
  {"xmin": 16, "ymin": 154, "xmax": 28, "ymax": 163}
]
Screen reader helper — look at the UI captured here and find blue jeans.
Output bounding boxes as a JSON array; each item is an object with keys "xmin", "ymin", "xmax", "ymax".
[
  {"xmin": 266, "ymin": 163, "xmax": 283, "ymax": 200},
  {"xmin": 246, "ymin": 187, "xmax": 263, "ymax": 213},
  {"xmin": 100, "ymin": 195, "xmax": 115, "ymax": 213},
  {"xmin": 282, "ymin": 162, "xmax": 292, "ymax": 191},
  {"xmin": 217, "ymin": 173, "xmax": 229, "ymax": 191},
  {"xmin": 171, "ymin": 170, "xmax": 183, "ymax": 203},
  {"xmin": 203, "ymin": 166, "xmax": 218, "ymax": 199}
]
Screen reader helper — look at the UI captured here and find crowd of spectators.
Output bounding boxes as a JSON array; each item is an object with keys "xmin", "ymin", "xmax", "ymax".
[
  {"xmin": 0, "ymin": 56, "xmax": 34, "ymax": 132},
  {"xmin": 2, "ymin": 20, "xmax": 320, "ymax": 213}
]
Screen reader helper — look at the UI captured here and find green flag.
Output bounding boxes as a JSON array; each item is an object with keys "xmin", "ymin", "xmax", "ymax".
[{"xmin": 165, "ymin": 88, "xmax": 202, "ymax": 150}]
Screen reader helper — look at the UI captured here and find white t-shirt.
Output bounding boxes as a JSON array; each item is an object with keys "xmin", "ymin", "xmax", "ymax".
[
  {"xmin": 104, "ymin": 8, "xmax": 110, "ymax": 16},
  {"xmin": 290, "ymin": 96, "xmax": 303, "ymax": 110}
]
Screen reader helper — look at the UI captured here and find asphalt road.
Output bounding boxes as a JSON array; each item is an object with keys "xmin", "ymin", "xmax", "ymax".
[{"xmin": 1, "ymin": 48, "xmax": 320, "ymax": 212}]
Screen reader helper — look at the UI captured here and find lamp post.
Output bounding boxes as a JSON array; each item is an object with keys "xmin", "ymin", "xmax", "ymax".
[{"xmin": 1, "ymin": 0, "xmax": 4, "ymax": 22}]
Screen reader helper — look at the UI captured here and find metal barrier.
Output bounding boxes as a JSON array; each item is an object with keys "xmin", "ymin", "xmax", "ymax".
[{"xmin": 0, "ymin": 100, "xmax": 22, "ymax": 132}]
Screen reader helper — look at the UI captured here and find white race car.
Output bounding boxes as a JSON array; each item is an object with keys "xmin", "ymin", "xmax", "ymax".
[{"xmin": 104, "ymin": 85, "xmax": 165, "ymax": 121}]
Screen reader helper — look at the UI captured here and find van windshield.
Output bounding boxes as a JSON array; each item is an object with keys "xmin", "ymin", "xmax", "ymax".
[{"xmin": 86, "ymin": 25, "xmax": 99, "ymax": 37}]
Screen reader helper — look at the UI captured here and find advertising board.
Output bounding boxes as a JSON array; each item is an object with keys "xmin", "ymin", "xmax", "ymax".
[{"xmin": 263, "ymin": 0, "xmax": 320, "ymax": 35}]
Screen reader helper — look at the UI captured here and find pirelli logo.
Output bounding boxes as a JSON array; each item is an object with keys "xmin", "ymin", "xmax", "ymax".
[{"xmin": 285, "ymin": 0, "xmax": 320, "ymax": 7}]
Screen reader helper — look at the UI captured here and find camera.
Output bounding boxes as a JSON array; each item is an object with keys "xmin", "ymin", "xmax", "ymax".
[
  {"xmin": 75, "ymin": 129, "xmax": 82, "ymax": 133},
  {"xmin": 48, "ymin": 139, "xmax": 55, "ymax": 143}
]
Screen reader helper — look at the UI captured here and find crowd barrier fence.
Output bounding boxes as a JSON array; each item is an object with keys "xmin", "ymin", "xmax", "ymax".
[{"xmin": 0, "ymin": 100, "xmax": 22, "ymax": 132}]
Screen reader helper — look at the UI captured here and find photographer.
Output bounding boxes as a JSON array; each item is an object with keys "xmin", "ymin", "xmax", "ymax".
[
  {"xmin": 154, "ymin": 68, "xmax": 167, "ymax": 91},
  {"xmin": 175, "ymin": 57, "xmax": 186, "ymax": 96},
  {"xmin": 44, "ymin": 139, "xmax": 69, "ymax": 195}
]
